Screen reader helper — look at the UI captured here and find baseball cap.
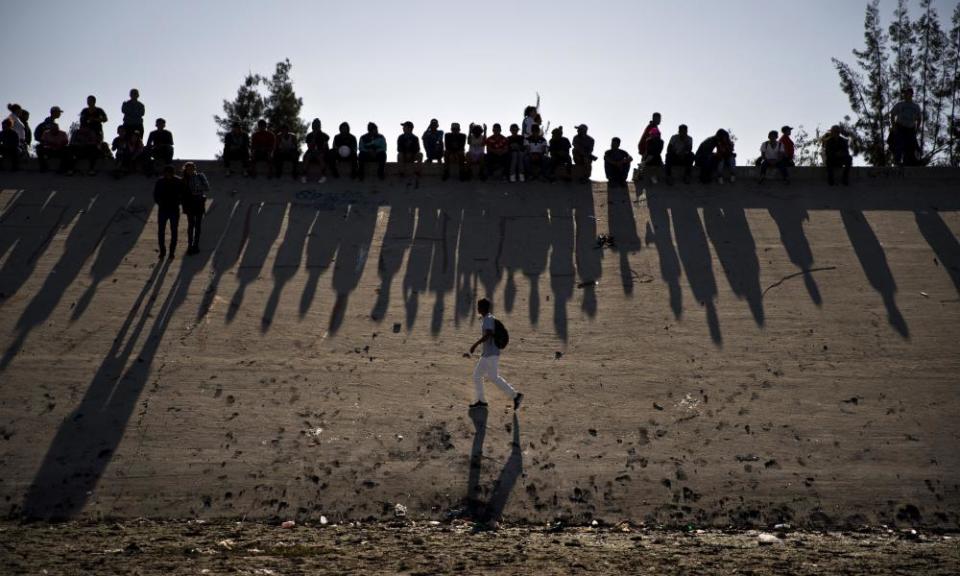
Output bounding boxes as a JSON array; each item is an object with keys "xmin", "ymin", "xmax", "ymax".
[
  {"xmin": 781, "ymin": 125, "xmax": 793, "ymax": 132},
  {"xmin": 50, "ymin": 106, "xmax": 63, "ymax": 114},
  {"xmin": 401, "ymin": 121, "xmax": 414, "ymax": 128}
]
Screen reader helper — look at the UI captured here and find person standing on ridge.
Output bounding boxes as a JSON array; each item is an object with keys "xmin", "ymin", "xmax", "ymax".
[
  {"xmin": 122, "ymin": 89, "xmax": 145, "ymax": 137},
  {"xmin": 468, "ymin": 298, "xmax": 523, "ymax": 410},
  {"xmin": 79, "ymin": 95, "xmax": 108, "ymax": 141},
  {"xmin": 181, "ymin": 161, "xmax": 209, "ymax": 255},
  {"xmin": 153, "ymin": 164, "xmax": 185, "ymax": 260},
  {"xmin": 890, "ymin": 87, "xmax": 922, "ymax": 166},
  {"xmin": 638, "ymin": 112, "xmax": 663, "ymax": 183}
]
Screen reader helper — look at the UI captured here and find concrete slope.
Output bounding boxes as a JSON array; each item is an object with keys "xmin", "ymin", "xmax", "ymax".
[{"xmin": 0, "ymin": 165, "xmax": 958, "ymax": 528}]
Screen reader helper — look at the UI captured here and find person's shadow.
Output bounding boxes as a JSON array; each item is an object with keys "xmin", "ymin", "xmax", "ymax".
[{"xmin": 466, "ymin": 407, "xmax": 522, "ymax": 527}]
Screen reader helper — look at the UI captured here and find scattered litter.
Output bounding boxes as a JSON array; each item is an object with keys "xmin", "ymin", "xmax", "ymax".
[
  {"xmin": 591, "ymin": 520, "xmax": 599, "ymax": 527},
  {"xmin": 217, "ymin": 539, "xmax": 234, "ymax": 550},
  {"xmin": 396, "ymin": 434, "xmax": 404, "ymax": 441},
  {"xmin": 320, "ymin": 515, "xmax": 328, "ymax": 525},
  {"xmin": 429, "ymin": 520, "xmax": 441, "ymax": 526},
  {"xmin": 394, "ymin": 503, "xmax": 407, "ymax": 517},
  {"xmin": 392, "ymin": 323, "xmax": 402, "ymax": 333},
  {"xmin": 281, "ymin": 520, "xmax": 296, "ymax": 529},
  {"xmin": 735, "ymin": 454, "xmax": 760, "ymax": 462},
  {"xmin": 577, "ymin": 280, "xmax": 598, "ymax": 288},
  {"xmin": 920, "ymin": 291, "xmax": 929, "ymax": 298},
  {"xmin": 596, "ymin": 234, "xmax": 616, "ymax": 248},
  {"xmin": 653, "ymin": 402, "xmax": 664, "ymax": 411},
  {"xmin": 774, "ymin": 523, "xmax": 792, "ymax": 530},
  {"xmin": 555, "ymin": 351, "xmax": 563, "ymax": 360},
  {"xmin": 758, "ymin": 533, "xmax": 782, "ymax": 545}
]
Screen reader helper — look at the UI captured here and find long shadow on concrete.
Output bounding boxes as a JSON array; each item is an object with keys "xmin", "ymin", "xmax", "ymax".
[
  {"xmin": 328, "ymin": 201, "xmax": 378, "ymax": 333},
  {"xmin": 914, "ymin": 209, "xmax": 960, "ymax": 294},
  {"xmin": 769, "ymin": 205, "xmax": 823, "ymax": 305},
  {"xmin": 607, "ymin": 185, "xmax": 642, "ymax": 295},
  {"xmin": 703, "ymin": 206, "xmax": 764, "ymax": 327},
  {"xmin": 841, "ymin": 209, "xmax": 909, "ymax": 338},
  {"xmin": 671, "ymin": 204, "xmax": 722, "ymax": 344},
  {"xmin": 1, "ymin": 192, "xmax": 142, "ymax": 371},
  {"xmin": 225, "ymin": 202, "xmax": 285, "ymax": 324},
  {"xmin": 466, "ymin": 407, "xmax": 522, "ymax": 525},
  {"xmin": 644, "ymin": 192, "xmax": 683, "ymax": 319},
  {"xmin": 262, "ymin": 204, "xmax": 313, "ymax": 332},
  {"xmin": 21, "ymin": 198, "xmax": 234, "ymax": 518}
]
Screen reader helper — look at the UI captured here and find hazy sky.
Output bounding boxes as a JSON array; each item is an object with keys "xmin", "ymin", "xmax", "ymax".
[{"xmin": 2, "ymin": 0, "xmax": 956, "ymax": 161}]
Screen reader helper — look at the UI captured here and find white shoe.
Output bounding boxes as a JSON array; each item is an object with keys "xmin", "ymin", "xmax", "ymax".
[
  {"xmin": 318, "ymin": 176, "xmax": 327, "ymax": 184},
  {"xmin": 509, "ymin": 174, "xmax": 516, "ymax": 183},
  {"xmin": 519, "ymin": 174, "xmax": 525, "ymax": 182},
  {"xmin": 300, "ymin": 176, "xmax": 308, "ymax": 184}
]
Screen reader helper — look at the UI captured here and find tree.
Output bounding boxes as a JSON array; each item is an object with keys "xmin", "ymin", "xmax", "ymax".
[
  {"xmin": 947, "ymin": 3, "xmax": 960, "ymax": 165},
  {"xmin": 214, "ymin": 73, "xmax": 266, "ymax": 140},
  {"xmin": 833, "ymin": 0, "xmax": 891, "ymax": 166},
  {"xmin": 888, "ymin": 0, "xmax": 917, "ymax": 97},
  {"xmin": 792, "ymin": 126, "xmax": 824, "ymax": 166},
  {"xmin": 264, "ymin": 58, "xmax": 307, "ymax": 141},
  {"xmin": 914, "ymin": 0, "xmax": 949, "ymax": 161}
]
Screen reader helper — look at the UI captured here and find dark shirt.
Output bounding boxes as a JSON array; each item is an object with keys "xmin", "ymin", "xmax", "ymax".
[
  {"xmin": 251, "ymin": 129, "xmax": 276, "ymax": 152},
  {"xmin": 34, "ymin": 117, "xmax": 57, "ymax": 142},
  {"xmin": 695, "ymin": 137, "xmax": 719, "ymax": 159},
  {"xmin": 80, "ymin": 106, "xmax": 108, "ymax": 133},
  {"xmin": 306, "ymin": 130, "xmax": 330, "ymax": 152},
  {"xmin": 444, "ymin": 132, "xmax": 466, "ymax": 152},
  {"xmin": 422, "ymin": 129, "xmax": 444, "ymax": 156},
  {"xmin": 604, "ymin": 149, "xmax": 632, "ymax": 165},
  {"xmin": 507, "ymin": 134, "xmax": 525, "ymax": 152},
  {"xmin": 825, "ymin": 135, "xmax": 851, "ymax": 162},
  {"xmin": 0, "ymin": 129, "xmax": 18, "ymax": 149},
  {"xmin": 397, "ymin": 133, "xmax": 420, "ymax": 155},
  {"xmin": 147, "ymin": 129, "xmax": 174, "ymax": 148},
  {"xmin": 549, "ymin": 137, "xmax": 571, "ymax": 157},
  {"xmin": 154, "ymin": 176, "xmax": 185, "ymax": 212},
  {"xmin": 332, "ymin": 133, "xmax": 358, "ymax": 155},
  {"xmin": 224, "ymin": 131, "xmax": 249, "ymax": 152},
  {"xmin": 573, "ymin": 134, "xmax": 595, "ymax": 155},
  {"xmin": 122, "ymin": 100, "xmax": 145, "ymax": 126}
]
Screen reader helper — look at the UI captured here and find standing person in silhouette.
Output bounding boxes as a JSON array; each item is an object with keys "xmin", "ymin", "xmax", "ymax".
[
  {"xmin": 604, "ymin": 137, "xmax": 633, "ymax": 186},
  {"xmin": 665, "ymin": 124, "xmax": 694, "ymax": 184},
  {"xmin": 181, "ymin": 162, "xmax": 209, "ymax": 255},
  {"xmin": 154, "ymin": 164, "xmax": 185, "ymax": 259},
  {"xmin": 890, "ymin": 87, "xmax": 922, "ymax": 166},
  {"xmin": 638, "ymin": 112, "xmax": 663, "ymax": 183},
  {"xmin": 121, "ymin": 88, "xmax": 145, "ymax": 137},
  {"xmin": 469, "ymin": 298, "xmax": 523, "ymax": 410},
  {"xmin": 79, "ymin": 95, "xmax": 108, "ymax": 141}
]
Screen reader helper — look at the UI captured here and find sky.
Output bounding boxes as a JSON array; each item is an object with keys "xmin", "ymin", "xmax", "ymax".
[{"xmin": 2, "ymin": 0, "xmax": 957, "ymax": 162}]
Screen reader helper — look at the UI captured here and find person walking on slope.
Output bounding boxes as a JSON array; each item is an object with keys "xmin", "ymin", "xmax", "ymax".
[
  {"xmin": 469, "ymin": 298, "xmax": 523, "ymax": 410},
  {"xmin": 154, "ymin": 165, "xmax": 185, "ymax": 260}
]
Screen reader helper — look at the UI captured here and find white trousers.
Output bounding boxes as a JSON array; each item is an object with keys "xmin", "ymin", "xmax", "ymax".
[{"xmin": 473, "ymin": 355, "xmax": 517, "ymax": 402}]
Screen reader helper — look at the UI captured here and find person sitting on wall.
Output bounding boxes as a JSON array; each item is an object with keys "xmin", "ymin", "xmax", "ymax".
[{"xmin": 604, "ymin": 137, "xmax": 633, "ymax": 186}]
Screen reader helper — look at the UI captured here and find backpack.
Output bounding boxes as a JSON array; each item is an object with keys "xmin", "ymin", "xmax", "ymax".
[{"xmin": 493, "ymin": 319, "xmax": 509, "ymax": 349}]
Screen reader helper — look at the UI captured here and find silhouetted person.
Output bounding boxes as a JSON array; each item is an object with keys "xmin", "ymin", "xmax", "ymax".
[
  {"xmin": 66, "ymin": 123, "xmax": 101, "ymax": 175},
  {"xmin": 17, "ymin": 108, "xmax": 31, "ymax": 149},
  {"xmin": 0, "ymin": 119, "xmax": 20, "ymax": 171},
  {"xmin": 716, "ymin": 129, "xmax": 736, "ymax": 183},
  {"xmin": 665, "ymin": 124, "xmax": 693, "ymax": 184},
  {"xmin": 695, "ymin": 129, "xmax": 735, "ymax": 184},
  {"xmin": 824, "ymin": 125, "xmax": 852, "ymax": 186},
  {"xmin": 467, "ymin": 123, "xmax": 487, "ymax": 179},
  {"xmin": 181, "ymin": 162, "xmax": 209, "ymax": 255},
  {"xmin": 79, "ymin": 95, "xmax": 107, "ymax": 140},
  {"xmin": 638, "ymin": 112, "xmax": 663, "ymax": 183},
  {"xmin": 397, "ymin": 120, "xmax": 422, "ymax": 177},
  {"xmin": 524, "ymin": 124, "xmax": 549, "ymax": 180},
  {"xmin": 357, "ymin": 122, "xmax": 387, "ymax": 180},
  {"xmin": 145, "ymin": 118, "xmax": 174, "ymax": 174},
  {"xmin": 468, "ymin": 298, "xmax": 522, "ymax": 410},
  {"xmin": 890, "ymin": 87, "xmax": 922, "ymax": 166},
  {"xmin": 274, "ymin": 124, "xmax": 300, "ymax": 178},
  {"xmin": 422, "ymin": 118, "xmax": 444, "ymax": 164},
  {"xmin": 153, "ymin": 164, "xmax": 184, "ymax": 259},
  {"xmin": 121, "ymin": 88, "xmax": 145, "ymax": 136},
  {"xmin": 604, "ymin": 137, "xmax": 633, "ymax": 186},
  {"xmin": 443, "ymin": 122, "xmax": 467, "ymax": 181},
  {"xmin": 249, "ymin": 119, "xmax": 276, "ymax": 178},
  {"xmin": 302, "ymin": 118, "xmax": 330, "ymax": 183},
  {"xmin": 779, "ymin": 125, "xmax": 795, "ymax": 166},
  {"xmin": 5, "ymin": 103, "xmax": 26, "ymax": 146},
  {"xmin": 572, "ymin": 124, "xmax": 596, "ymax": 183},
  {"xmin": 33, "ymin": 105, "xmax": 62, "ymax": 143},
  {"xmin": 36, "ymin": 121, "xmax": 68, "ymax": 172},
  {"xmin": 758, "ymin": 130, "xmax": 789, "ymax": 183},
  {"xmin": 507, "ymin": 123, "xmax": 525, "ymax": 182},
  {"xmin": 548, "ymin": 126, "xmax": 572, "ymax": 181},
  {"xmin": 330, "ymin": 121, "xmax": 358, "ymax": 179},
  {"xmin": 112, "ymin": 126, "xmax": 135, "ymax": 175},
  {"xmin": 485, "ymin": 123, "xmax": 509, "ymax": 180},
  {"xmin": 223, "ymin": 123, "xmax": 250, "ymax": 176},
  {"xmin": 522, "ymin": 105, "xmax": 537, "ymax": 139}
]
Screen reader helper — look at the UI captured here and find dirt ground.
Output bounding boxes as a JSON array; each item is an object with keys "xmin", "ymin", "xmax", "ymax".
[
  {"xmin": 1, "ymin": 166, "xmax": 959, "ymax": 574},
  {"xmin": 2, "ymin": 520, "xmax": 958, "ymax": 575}
]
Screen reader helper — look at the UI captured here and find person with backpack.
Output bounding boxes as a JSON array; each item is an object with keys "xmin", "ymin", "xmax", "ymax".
[
  {"xmin": 181, "ymin": 161, "xmax": 210, "ymax": 255},
  {"xmin": 468, "ymin": 298, "xmax": 523, "ymax": 410}
]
